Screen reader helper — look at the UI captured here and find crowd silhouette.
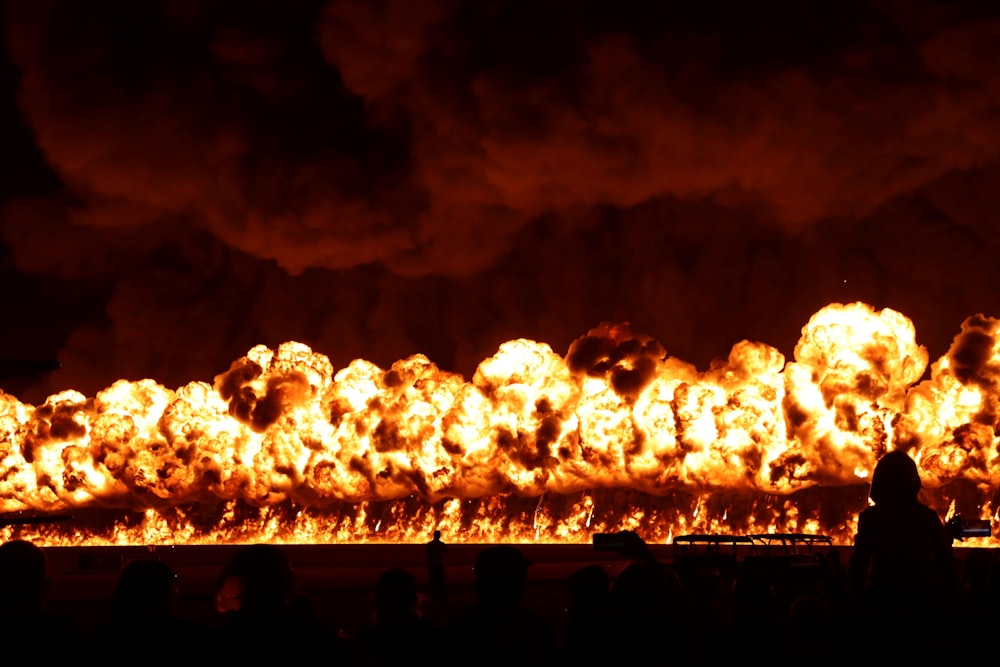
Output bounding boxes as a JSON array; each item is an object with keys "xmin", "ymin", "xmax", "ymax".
[{"xmin": 0, "ymin": 452, "xmax": 997, "ymax": 666}]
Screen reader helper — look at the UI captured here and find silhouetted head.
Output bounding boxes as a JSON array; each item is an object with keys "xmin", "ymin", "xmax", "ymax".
[
  {"xmin": 375, "ymin": 567, "xmax": 418, "ymax": 610},
  {"xmin": 731, "ymin": 570, "xmax": 775, "ymax": 621},
  {"xmin": 788, "ymin": 594, "xmax": 832, "ymax": 645},
  {"xmin": 474, "ymin": 545, "xmax": 532, "ymax": 606},
  {"xmin": 0, "ymin": 539, "xmax": 49, "ymax": 610},
  {"xmin": 611, "ymin": 561, "xmax": 685, "ymax": 611},
  {"xmin": 215, "ymin": 544, "xmax": 296, "ymax": 613},
  {"xmin": 567, "ymin": 564, "xmax": 609, "ymax": 612},
  {"xmin": 869, "ymin": 450, "xmax": 922, "ymax": 505},
  {"xmin": 113, "ymin": 559, "xmax": 177, "ymax": 618},
  {"xmin": 433, "ymin": 530, "xmax": 441, "ymax": 540}
]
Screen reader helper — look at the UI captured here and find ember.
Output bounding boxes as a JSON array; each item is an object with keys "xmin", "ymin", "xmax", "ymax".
[{"xmin": 0, "ymin": 302, "xmax": 997, "ymax": 546}]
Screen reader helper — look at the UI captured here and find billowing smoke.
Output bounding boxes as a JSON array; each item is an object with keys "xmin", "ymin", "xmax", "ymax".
[{"xmin": 2, "ymin": 0, "xmax": 1000, "ymax": 406}]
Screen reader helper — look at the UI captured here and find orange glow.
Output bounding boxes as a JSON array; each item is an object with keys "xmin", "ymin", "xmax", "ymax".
[{"xmin": 0, "ymin": 302, "xmax": 997, "ymax": 546}]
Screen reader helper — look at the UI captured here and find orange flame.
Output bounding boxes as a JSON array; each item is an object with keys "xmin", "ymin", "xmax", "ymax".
[{"xmin": 0, "ymin": 302, "xmax": 997, "ymax": 546}]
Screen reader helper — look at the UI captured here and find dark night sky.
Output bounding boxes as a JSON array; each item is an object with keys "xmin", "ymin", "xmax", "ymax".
[{"xmin": 2, "ymin": 0, "xmax": 1000, "ymax": 405}]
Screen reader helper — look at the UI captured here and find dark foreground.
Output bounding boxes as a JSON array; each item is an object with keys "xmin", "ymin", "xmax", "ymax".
[
  {"xmin": 39, "ymin": 542, "xmax": 997, "ymax": 639},
  {"xmin": 46, "ymin": 542, "xmax": 681, "ymax": 635}
]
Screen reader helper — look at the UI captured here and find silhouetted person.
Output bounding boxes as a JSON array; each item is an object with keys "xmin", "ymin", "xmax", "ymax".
[
  {"xmin": 823, "ymin": 547, "xmax": 849, "ymax": 613},
  {"xmin": 600, "ymin": 529, "xmax": 661, "ymax": 564},
  {"xmin": 847, "ymin": 450, "xmax": 960, "ymax": 663},
  {"xmin": 0, "ymin": 539, "xmax": 49, "ymax": 614},
  {"xmin": 210, "ymin": 543, "xmax": 343, "ymax": 664},
  {"xmin": 729, "ymin": 568, "xmax": 781, "ymax": 633},
  {"xmin": 446, "ymin": 545, "xmax": 557, "ymax": 667},
  {"xmin": 0, "ymin": 539, "xmax": 80, "ymax": 662},
  {"xmin": 560, "ymin": 565, "xmax": 610, "ymax": 667},
  {"xmin": 781, "ymin": 594, "xmax": 841, "ymax": 667},
  {"xmin": 961, "ymin": 550, "xmax": 1000, "ymax": 648},
  {"xmin": 356, "ymin": 567, "xmax": 444, "ymax": 667},
  {"xmin": 426, "ymin": 529, "xmax": 448, "ymax": 601},
  {"xmin": 599, "ymin": 560, "xmax": 695, "ymax": 667},
  {"xmin": 91, "ymin": 559, "xmax": 207, "ymax": 666},
  {"xmin": 849, "ymin": 450, "xmax": 957, "ymax": 604}
]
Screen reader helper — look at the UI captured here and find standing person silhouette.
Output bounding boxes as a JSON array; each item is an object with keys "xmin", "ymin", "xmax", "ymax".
[
  {"xmin": 445, "ymin": 545, "xmax": 557, "ymax": 667},
  {"xmin": 426, "ymin": 530, "xmax": 448, "ymax": 601},
  {"xmin": 848, "ymin": 450, "xmax": 959, "ymax": 663},
  {"xmin": 209, "ymin": 543, "xmax": 343, "ymax": 664},
  {"xmin": 849, "ymin": 449, "xmax": 957, "ymax": 604},
  {"xmin": 0, "ymin": 539, "xmax": 81, "ymax": 662}
]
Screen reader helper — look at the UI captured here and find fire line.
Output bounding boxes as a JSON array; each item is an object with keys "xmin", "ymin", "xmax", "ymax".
[{"xmin": 0, "ymin": 302, "xmax": 997, "ymax": 547}]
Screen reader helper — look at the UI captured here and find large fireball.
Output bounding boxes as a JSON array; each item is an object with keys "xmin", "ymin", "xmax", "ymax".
[{"xmin": 1, "ymin": 302, "xmax": 997, "ymax": 546}]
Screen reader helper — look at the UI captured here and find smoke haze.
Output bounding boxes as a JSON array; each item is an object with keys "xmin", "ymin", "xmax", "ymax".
[{"xmin": 2, "ymin": 0, "xmax": 1000, "ymax": 403}]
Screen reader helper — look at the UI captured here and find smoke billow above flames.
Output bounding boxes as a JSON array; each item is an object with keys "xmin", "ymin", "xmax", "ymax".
[
  {"xmin": 4, "ymin": 2, "xmax": 1000, "ymax": 392},
  {"xmin": 0, "ymin": 302, "xmax": 998, "ymax": 545}
]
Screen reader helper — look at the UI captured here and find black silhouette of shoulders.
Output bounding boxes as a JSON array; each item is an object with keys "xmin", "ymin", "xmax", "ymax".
[
  {"xmin": 446, "ymin": 545, "xmax": 557, "ymax": 667},
  {"xmin": 0, "ymin": 539, "xmax": 82, "ymax": 663},
  {"xmin": 91, "ymin": 558, "xmax": 208, "ymax": 666},
  {"xmin": 210, "ymin": 544, "xmax": 344, "ymax": 664},
  {"xmin": 849, "ymin": 450, "xmax": 957, "ymax": 602}
]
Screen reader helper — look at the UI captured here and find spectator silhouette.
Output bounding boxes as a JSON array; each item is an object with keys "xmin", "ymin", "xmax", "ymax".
[
  {"xmin": 823, "ymin": 547, "xmax": 849, "ymax": 614},
  {"xmin": 426, "ymin": 529, "xmax": 448, "ymax": 601},
  {"xmin": 0, "ymin": 539, "xmax": 80, "ymax": 662},
  {"xmin": 729, "ymin": 568, "xmax": 781, "ymax": 637},
  {"xmin": 961, "ymin": 550, "xmax": 1000, "ymax": 651},
  {"xmin": 599, "ymin": 559, "xmax": 695, "ymax": 667},
  {"xmin": 356, "ymin": 567, "xmax": 444, "ymax": 667},
  {"xmin": 608, "ymin": 529, "xmax": 660, "ymax": 564},
  {"xmin": 847, "ymin": 450, "xmax": 960, "ymax": 663},
  {"xmin": 781, "ymin": 594, "xmax": 841, "ymax": 667},
  {"xmin": 446, "ymin": 545, "xmax": 557, "ymax": 667},
  {"xmin": 560, "ymin": 564, "xmax": 610, "ymax": 667},
  {"xmin": 210, "ymin": 543, "xmax": 343, "ymax": 664},
  {"xmin": 91, "ymin": 558, "xmax": 207, "ymax": 666},
  {"xmin": 0, "ymin": 539, "xmax": 50, "ymax": 615},
  {"xmin": 848, "ymin": 450, "xmax": 957, "ymax": 604}
]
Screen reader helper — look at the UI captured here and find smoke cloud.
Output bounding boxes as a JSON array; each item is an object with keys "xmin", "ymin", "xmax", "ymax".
[{"xmin": 2, "ymin": 0, "xmax": 1000, "ymax": 404}]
